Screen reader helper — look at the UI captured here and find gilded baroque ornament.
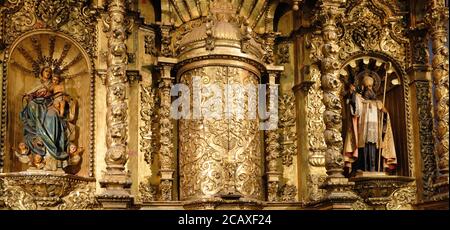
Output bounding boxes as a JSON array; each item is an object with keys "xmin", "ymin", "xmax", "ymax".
[
  {"xmin": 0, "ymin": 172, "xmax": 95, "ymax": 210},
  {"xmin": 1, "ymin": 0, "xmax": 98, "ymax": 56},
  {"xmin": 317, "ymin": 0, "xmax": 346, "ymax": 177},
  {"xmin": 157, "ymin": 61, "xmax": 176, "ymax": 201},
  {"xmin": 306, "ymin": 174, "xmax": 326, "ymax": 202},
  {"xmin": 279, "ymin": 92, "xmax": 297, "ymax": 167},
  {"xmin": 280, "ymin": 184, "xmax": 298, "ymax": 202},
  {"xmin": 178, "ymin": 66, "xmax": 262, "ymax": 201},
  {"xmin": 386, "ymin": 185, "xmax": 416, "ymax": 210},
  {"xmin": 305, "ymin": 65, "xmax": 326, "ymax": 167},
  {"xmin": 137, "ymin": 181, "xmax": 156, "ymax": 203},
  {"xmin": 97, "ymin": 0, "xmax": 132, "ymax": 206},
  {"xmin": 140, "ymin": 84, "xmax": 156, "ymax": 165},
  {"xmin": 337, "ymin": 0, "xmax": 408, "ymax": 65},
  {"xmin": 416, "ymin": 82, "xmax": 437, "ymax": 199}
]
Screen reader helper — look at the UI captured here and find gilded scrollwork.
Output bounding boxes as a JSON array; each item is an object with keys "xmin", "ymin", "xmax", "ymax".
[
  {"xmin": 386, "ymin": 185, "xmax": 416, "ymax": 210},
  {"xmin": 1, "ymin": 0, "xmax": 97, "ymax": 57},
  {"xmin": 337, "ymin": 0, "xmax": 408, "ymax": 64},
  {"xmin": 144, "ymin": 33, "xmax": 157, "ymax": 56},
  {"xmin": 137, "ymin": 181, "xmax": 157, "ymax": 203},
  {"xmin": 1, "ymin": 173, "xmax": 94, "ymax": 210},
  {"xmin": 277, "ymin": 43, "xmax": 290, "ymax": 64},
  {"xmin": 306, "ymin": 174, "xmax": 326, "ymax": 202},
  {"xmin": 280, "ymin": 184, "xmax": 297, "ymax": 202},
  {"xmin": 279, "ymin": 92, "xmax": 297, "ymax": 167},
  {"xmin": 179, "ymin": 66, "xmax": 262, "ymax": 201},
  {"xmin": 140, "ymin": 84, "xmax": 156, "ymax": 165},
  {"xmin": 351, "ymin": 199, "xmax": 371, "ymax": 210},
  {"xmin": 57, "ymin": 183, "xmax": 98, "ymax": 210},
  {"xmin": 305, "ymin": 65, "xmax": 326, "ymax": 167},
  {"xmin": 2, "ymin": 180, "xmax": 37, "ymax": 210}
]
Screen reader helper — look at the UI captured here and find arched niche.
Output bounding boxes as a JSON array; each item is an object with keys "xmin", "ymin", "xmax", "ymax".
[
  {"xmin": 1, "ymin": 31, "xmax": 94, "ymax": 177},
  {"xmin": 339, "ymin": 53, "xmax": 413, "ymax": 177}
]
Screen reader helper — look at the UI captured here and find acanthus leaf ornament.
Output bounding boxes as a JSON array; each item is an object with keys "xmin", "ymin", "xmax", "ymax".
[
  {"xmin": 279, "ymin": 92, "xmax": 297, "ymax": 167},
  {"xmin": 140, "ymin": 84, "xmax": 156, "ymax": 165}
]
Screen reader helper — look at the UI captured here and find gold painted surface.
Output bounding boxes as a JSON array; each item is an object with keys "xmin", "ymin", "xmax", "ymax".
[{"xmin": 178, "ymin": 66, "xmax": 262, "ymax": 201}]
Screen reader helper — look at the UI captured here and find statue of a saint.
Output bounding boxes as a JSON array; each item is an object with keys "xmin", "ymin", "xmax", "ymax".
[
  {"xmin": 343, "ymin": 74, "xmax": 397, "ymax": 176},
  {"xmin": 18, "ymin": 66, "xmax": 80, "ymax": 172}
]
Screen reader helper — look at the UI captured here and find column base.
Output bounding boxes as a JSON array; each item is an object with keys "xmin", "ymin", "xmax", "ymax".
[
  {"xmin": 98, "ymin": 171, "xmax": 133, "ymax": 209},
  {"xmin": 96, "ymin": 195, "xmax": 134, "ymax": 209},
  {"xmin": 183, "ymin": 197, "xmax": 264, "ymax": 210},
  {"xmin": 431, "ymin": 175, "xmax": 449, "ymax": 202},
  {"xmin": 311, "ymin": 177, "xmax": 358, "ymax": 210}
]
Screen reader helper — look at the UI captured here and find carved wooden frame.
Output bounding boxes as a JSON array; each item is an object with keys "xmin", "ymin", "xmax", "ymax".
[{"xmin": 0, "ymin": 30, "xmax": 96, "ymax": 177}]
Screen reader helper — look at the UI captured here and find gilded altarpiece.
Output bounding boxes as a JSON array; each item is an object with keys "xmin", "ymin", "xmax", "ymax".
[
  {"xmin": 0, "ymin": 0, "xmax": 447, "ymax": 210},
  {"xmin": 178, "ymin": 66, "xmax": 262, "ymax": 201}
]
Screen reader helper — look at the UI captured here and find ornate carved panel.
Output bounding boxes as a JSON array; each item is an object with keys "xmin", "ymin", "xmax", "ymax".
[
  {"xmin": 0, "ymin": 0, "xmax": 98, "ymax": 57},
  {"xmin": 178, "ymin": 66, "xmax": 262, "ymax": 201}
]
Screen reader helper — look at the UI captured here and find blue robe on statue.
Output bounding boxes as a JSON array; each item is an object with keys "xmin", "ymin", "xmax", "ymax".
[{"xmin": 20, "ymin": 93, "xmax": 69, "ymax": 161}]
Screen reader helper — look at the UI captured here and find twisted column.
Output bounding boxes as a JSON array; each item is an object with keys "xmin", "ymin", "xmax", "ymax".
[
  {"xmin": 319, "ymin": 0, "xmax": 345, "ymax": 178},
  {"xmin": 157, "ymin": 58, "xmax": 176, "ymax": 201},
  {"xmin": 316, "ymin": 0, "xmax": 357, "ymax": 208},
  {"xmin": 265, "ymin": 67, "xmax": 282, "ymax": 202},
  {"xmin": 426, "ymin": 0, "xmax": 449, "ymax": 198},
  {"xmin": 97, "ymin": 0, "xmax": 132, "ymax": 209}
]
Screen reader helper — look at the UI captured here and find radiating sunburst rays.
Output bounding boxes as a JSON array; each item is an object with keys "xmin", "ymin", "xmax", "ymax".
[{"xmin": 12, "ymin": 34, "xmax": 85, "ymax": 79}]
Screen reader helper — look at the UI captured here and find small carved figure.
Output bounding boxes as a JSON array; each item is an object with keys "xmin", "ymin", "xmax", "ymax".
[
  {"xmin": 51, "ymin": 74, "xmax": 66, "ymax": 117},
  {"xmin": 67, "ymin": 143, "xmax": 83, "ymax": 166}
]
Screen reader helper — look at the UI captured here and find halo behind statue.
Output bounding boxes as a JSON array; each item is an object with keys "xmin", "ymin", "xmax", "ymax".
[
  {"xmin": 355, "ymin": 70, "xmax": 381, "ymax": 93},
  {"xmin": 11, "ymin": 35, "xmax": 86, "ymax": 80}
]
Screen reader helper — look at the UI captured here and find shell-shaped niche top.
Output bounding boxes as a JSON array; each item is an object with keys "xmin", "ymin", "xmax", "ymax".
[{"xmin": 9, "ymin": 32, "xmax": 89, "ymax": 81}]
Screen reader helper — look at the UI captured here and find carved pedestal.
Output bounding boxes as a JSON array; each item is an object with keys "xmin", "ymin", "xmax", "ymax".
[
  {"xmin": 0, "ymin": 171, "xmax": 96, "ymax": 210},
  {"xmin": 350, "ymin": 174, "xmax": 415, "ymax": 210}
]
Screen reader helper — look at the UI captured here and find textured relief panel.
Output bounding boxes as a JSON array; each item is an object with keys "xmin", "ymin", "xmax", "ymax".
[
  {"xmin": 415, "ymin": 82, "xmax": 436, "ymax": 199},
  {"xmin": 179, "ymin": 66, "xmax": 262, "ymax": 201},
  {"xmin": 1, "ymin": 0, "xmax": 97, "ymax": 57}
]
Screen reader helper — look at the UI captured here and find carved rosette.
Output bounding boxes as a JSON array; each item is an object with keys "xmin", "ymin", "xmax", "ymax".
[
  {"xmin": 98, "ymin": 0, "xmax": 132, "ymax": 207},
  {"xmin": 178, "ymin": 66, "xmax": 262, "ymax": 202},
  {"xmin": 425, "ymin": 1, "xmax": 449, "ymax": 186}
]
